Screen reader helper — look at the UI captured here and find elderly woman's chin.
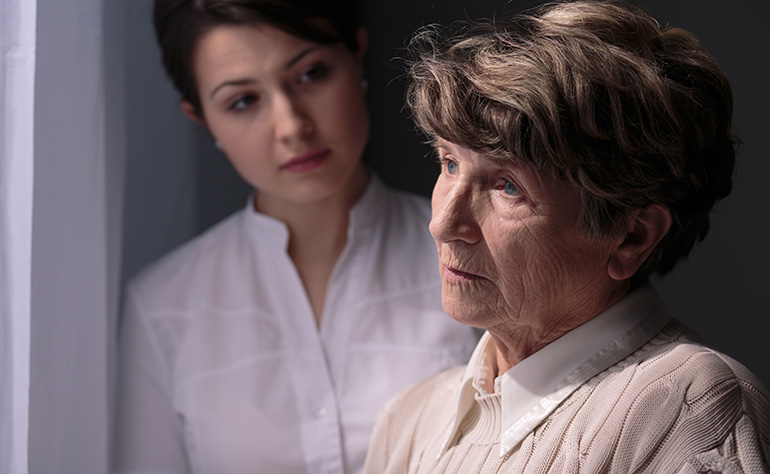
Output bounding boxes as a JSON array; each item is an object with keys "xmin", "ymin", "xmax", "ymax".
[{"xmin": 440, "ymin": 290, "xmax": 498, "ymax": 329}]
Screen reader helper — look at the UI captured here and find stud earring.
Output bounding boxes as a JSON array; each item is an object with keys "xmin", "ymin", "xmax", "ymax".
[{"xmin": 214, "ymin": 140, "xmax": 222, "ymax": 150}]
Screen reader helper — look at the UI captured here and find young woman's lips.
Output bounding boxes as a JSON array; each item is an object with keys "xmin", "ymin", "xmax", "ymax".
[
  {"xmin": 443, "ymin": 266, "xmax": 486, "ymax": 282},
  {"xmin": 280, "ymin": 149, "xmax": 331, "ymax": 173}
]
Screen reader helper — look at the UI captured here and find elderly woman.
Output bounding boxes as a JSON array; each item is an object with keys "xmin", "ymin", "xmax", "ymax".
[{"xmin": 363, "ymin": 1, "xmax": 770, "ymax": 472}]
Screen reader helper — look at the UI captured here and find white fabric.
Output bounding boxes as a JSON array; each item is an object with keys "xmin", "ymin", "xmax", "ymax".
[
  {"xmin": 114, "ymin": 176, "xmax": 480, "ymax": 474},
  {"xmin": 28, "ymin": 0, "xmax": 124, "ymax": 470},
  {"xmin": 0, "ymin": 0, "xmax": 37, "ymax": 472},
  {"xmin": 0, "ymin": 0, "xmax": 125, "ymax": 472},
  {"xmin": 441, "ymin": 283, "xmax": 671, "ymax": 458}
]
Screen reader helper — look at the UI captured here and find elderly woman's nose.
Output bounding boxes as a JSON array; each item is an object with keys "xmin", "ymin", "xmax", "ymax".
[
  {"xmin": 273, "ymin": 95, "xmax": 313, "ymax": 142},
  {"xmin": 430, "ymin": 185, "xmax": 482, "ymax": 244}
]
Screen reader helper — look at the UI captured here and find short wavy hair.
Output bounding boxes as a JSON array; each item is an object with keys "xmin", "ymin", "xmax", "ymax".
[{"xmin": 407, "ymin": 0, "xmax": 736, "ymax": 277}]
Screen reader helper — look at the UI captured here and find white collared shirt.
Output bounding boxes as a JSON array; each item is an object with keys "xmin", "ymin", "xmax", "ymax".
[
  {"xmin": 114, "ymin": 176, "xmax": 480, "ymax": 474},
  {"xmin": 440, "ymin": 283, "xmax": 671, "ymax": 458}
]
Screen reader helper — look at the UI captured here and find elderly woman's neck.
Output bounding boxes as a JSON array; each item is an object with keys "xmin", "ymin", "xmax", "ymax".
[{"xmin": 490, "ymin": 280, "xmax": 631, "ymax": 375}]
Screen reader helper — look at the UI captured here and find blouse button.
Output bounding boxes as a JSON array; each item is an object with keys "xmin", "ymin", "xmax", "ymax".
[{"xmin": 313, "ymin": 407, "xmax": 327, "ymax": 419}]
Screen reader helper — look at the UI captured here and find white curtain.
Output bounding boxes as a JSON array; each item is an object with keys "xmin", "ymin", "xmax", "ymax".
[
  {"xmin": 0, "ymin": 0, "xmax": 36, "ymax": 472},
  {"xmin": 0, "ymin": 0, "xmax": 125, "ymax": 471}
]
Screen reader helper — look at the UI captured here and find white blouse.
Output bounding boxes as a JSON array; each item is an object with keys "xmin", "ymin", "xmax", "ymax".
[{"xmin": 113, "ymin": 176, "xmax": 479, "ymax": 474}]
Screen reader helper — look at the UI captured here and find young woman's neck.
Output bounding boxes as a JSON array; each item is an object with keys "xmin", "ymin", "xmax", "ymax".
[
  {"xmin": 254, "ymin": 165, "xmax": 370, "ymax": 324},
  {"xmin": 256, "ymin": 166, "xmax": 369, "ymax": 251}
]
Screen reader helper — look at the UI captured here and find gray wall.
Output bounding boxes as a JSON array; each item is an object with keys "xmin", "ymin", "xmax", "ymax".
[{"xmin": 123, "ymin": 0, "xmax": 769, "ymax": 385}]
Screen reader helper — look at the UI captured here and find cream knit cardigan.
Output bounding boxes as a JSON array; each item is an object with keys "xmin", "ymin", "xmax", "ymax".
[{"xmin": 364, "ymin": 322, "xmax": 770, "ymax": 473}]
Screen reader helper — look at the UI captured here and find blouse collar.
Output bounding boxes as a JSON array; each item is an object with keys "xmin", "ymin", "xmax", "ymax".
[{"xmin": 241, "ymin": 172, "xmax": 387, "ymax": 250}]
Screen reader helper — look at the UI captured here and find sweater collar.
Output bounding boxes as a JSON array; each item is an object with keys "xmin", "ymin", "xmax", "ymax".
[{"xmin": 439, "ymin": 283, "xmax": 671, "ymax": 458}]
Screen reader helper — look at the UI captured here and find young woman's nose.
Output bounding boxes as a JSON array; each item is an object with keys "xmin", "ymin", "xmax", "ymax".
[
  {"xmin": 429, "ymin": 180, "xmax": 482, "ymax": 245},
  {"xmin": 273, "ymin": 94, "xmax": 313, "ymax": 142}
]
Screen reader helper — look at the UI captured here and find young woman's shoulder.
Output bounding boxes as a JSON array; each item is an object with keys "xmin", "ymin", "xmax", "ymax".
[{"xmin": 127, "ymin": 208, "xmax": 250, "ymax": 309}]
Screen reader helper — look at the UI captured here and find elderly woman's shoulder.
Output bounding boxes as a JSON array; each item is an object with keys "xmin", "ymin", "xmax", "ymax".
[
  {"xmin": 593, "ymin": 319, "xmax": 770, "ymax": 417},
  {"xmin": 366, "ymin": 366, "xmax": 466, "ymax": 471},
  {"xmin": 577, "ymin": 319, "xmax": 770, "ymax": 467},
  {"xmin": 379, "ymin": 365, "xmax": 467, "ymax": 417},
  {"xmin": 374, "ymin": 365, "xmax": 464, "ymax": 433},
  {"xmin": 629, "ymin": 320, "xmax": 769, "ymax": 402},
  {"xmin": 564, "ymin": 320, "xmax": 770, "ymax": 472}
]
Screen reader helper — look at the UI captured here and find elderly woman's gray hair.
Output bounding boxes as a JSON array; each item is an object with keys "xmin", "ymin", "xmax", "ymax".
[{"xmin": 407, "ymin": 0, "xmax": 736, "ymax": 277}]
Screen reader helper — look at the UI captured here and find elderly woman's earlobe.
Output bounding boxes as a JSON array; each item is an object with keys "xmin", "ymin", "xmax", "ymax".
[{"xmin": 607, "ymin": 204, "xmax": 672, "ymax": 281}]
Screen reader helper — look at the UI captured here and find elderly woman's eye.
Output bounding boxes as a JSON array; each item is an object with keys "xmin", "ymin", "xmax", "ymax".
[
  {"xmin": 503, "ymin": 179, "xmax": 521, "ymax": 196},
  {"xmin": 446, "ymin": 160, "xmax": 459, "ymax": 174}
]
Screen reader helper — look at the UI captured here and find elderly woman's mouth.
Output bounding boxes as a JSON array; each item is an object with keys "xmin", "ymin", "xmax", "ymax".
[{"xmin": 443, "ymin": 266, "xmax": 486, "ymax": 282}]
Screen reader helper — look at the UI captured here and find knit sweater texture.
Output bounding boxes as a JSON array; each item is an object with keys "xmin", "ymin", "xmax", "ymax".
[{"xmin": 364, "ymin": 321, "xmax": 770, "ymax": 473}]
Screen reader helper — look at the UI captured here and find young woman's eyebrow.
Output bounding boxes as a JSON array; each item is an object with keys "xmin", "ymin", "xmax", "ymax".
[
  {"xmin": 209, "ymin": 45, "xmax": 322, "ymax": 100},
  {"xmin": 210, "ymin": 78, "xmax": 257, "ymax": 99},
  {"xmin": 285, "ymin": 44, "xmax": 322, "ymax": 69}
]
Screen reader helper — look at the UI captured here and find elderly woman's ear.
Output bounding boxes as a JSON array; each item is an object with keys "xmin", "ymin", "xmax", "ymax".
[{"xmin": 607, "ymin": 204, "xmax": 672, "ymax": 281}]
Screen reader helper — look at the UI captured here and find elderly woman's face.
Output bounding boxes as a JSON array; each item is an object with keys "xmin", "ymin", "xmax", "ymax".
[{"xmin": 430, "ymin": 141, "xmax": 620, "ymax": 333}]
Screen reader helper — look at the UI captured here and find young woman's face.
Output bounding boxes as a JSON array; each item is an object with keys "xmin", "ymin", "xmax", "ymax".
[{"xmin": 187, "ymin": 23, "xmax": 369, "ymax": 210}]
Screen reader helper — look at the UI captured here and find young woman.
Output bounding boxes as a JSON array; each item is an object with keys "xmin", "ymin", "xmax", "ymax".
[{"xmin": 112, "ymin": 1, "xmax": 479, "ymax": 473}]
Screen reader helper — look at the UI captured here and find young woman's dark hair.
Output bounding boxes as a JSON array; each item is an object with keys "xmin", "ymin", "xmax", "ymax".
[{"xmin": 154, "ymin": 0, "xmax": 364, "ymax": 115}]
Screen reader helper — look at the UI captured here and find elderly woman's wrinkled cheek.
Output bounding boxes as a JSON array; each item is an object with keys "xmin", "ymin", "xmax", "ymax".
[
  {"xmin": 491, "ymin": 243, "xmax": 569, "ymax": 325},
  {"xmin": 489, "ymin": 222, "xmax": 613, "ymax": 332}
]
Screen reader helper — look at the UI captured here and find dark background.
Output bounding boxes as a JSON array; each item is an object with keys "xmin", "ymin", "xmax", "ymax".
[{"xmin": 122, "ymin": 0, "xmax": 769, "ymax": 385}]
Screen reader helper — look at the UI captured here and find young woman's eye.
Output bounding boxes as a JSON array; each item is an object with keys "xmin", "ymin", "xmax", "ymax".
[
  {"xmin": 300, "ymin": 63, "xmax": 330, "ymax": 83},
  {"xmin": 502, "ymin": 179, "xmax": 521, "ymax": 196},
  {"xmin": 229, "ymin": 94, "xmax": 258, "ymax": 111}
]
